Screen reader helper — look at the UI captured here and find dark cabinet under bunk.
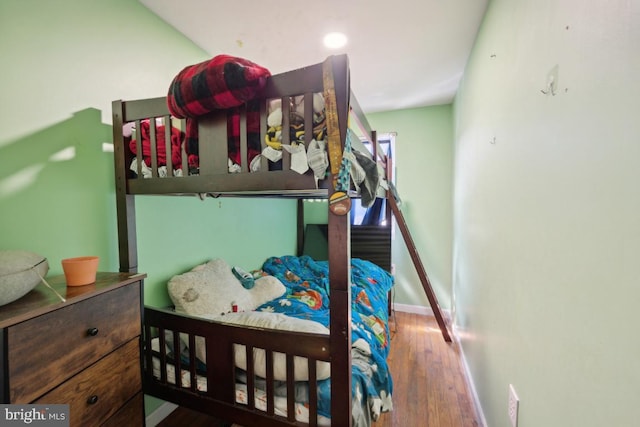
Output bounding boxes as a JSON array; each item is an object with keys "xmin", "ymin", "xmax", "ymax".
[{"xmin": 303, "ymin": 223, "xmax": 392, "ymax": 272}]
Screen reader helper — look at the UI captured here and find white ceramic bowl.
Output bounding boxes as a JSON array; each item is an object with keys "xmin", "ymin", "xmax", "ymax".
[{"xmin": 0, "ymin": 250, "xmax": 49, "ymax": 306}]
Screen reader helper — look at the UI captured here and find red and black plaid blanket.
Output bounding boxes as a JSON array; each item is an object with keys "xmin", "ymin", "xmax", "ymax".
[
  {"xmin": 167, "ymin": 55, "xmax": 271, "ymax": 170},
  {"xmin": 129, "ymin": 120, "xmax": 184, "ymax": 168}
]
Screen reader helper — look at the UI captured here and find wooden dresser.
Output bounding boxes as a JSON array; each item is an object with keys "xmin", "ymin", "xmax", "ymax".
[{"xmin": 0, "ymin": 272, "xmax": 146, "ymax": 427}]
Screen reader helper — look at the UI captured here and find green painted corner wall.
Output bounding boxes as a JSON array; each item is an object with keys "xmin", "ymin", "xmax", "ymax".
[
  {"xmin": 367, "ymin": 105, "xmax": 454, "ymax": 310},
  {"xmin": 0, "ymin": 0, "xmax": 297, "ymax": 417},
  {"xmin": 454, "ymin": 0, "xmax": 640, "ymax": 426}
]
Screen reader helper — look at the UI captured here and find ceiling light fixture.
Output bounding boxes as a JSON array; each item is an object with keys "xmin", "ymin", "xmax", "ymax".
[{"xmin": 323, "ymin": 32, "xmax": 347, "ymax": 49}]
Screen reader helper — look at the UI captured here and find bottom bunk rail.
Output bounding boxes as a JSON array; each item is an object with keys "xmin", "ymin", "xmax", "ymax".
[{"xmin": 143, "ymin": 306, "xmax": 338, "ymax": 427}]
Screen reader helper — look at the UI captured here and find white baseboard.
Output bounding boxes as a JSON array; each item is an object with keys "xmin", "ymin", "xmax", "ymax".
[
  {"xmin": 392, "ymin": 303, "xmax": 433, "ymax": 315},
  {"xmin": 453, "ymin": 325, "xmax": 488, "ymax": 427},
  {"xmin": 145, "ymin": 401, "xmax": 178, "ymax": 427}
]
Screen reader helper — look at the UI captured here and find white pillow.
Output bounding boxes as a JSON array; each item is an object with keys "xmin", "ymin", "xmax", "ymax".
[
  {"xmin": 217, "ymin": 311, "xmax": 332, "ymax": 381},
  {"xmin": 0, "ymin": 251, "xmax": 49, "ymax": 306},
  {"xmin": 248, "ymin": 275, "xmax": 287, "ymax": 309},
  {"xmin": 168, "ymin": 258, "xmax": 285, "ymax": 318}
]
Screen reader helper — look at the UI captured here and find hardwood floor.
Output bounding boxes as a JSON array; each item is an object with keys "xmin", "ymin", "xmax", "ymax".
[
  {"xmin": 155, "ymin": 312, "xmax": 483, "ymax": 427},
  {"xmin": 376, "ymin": 312, "xmax": 482, "ymax": 427}
]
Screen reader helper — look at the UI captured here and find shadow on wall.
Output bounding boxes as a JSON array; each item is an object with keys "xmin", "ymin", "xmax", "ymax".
[{"xmin": 0, "ymin": 108, "xmax": 116, "ymax": 274}]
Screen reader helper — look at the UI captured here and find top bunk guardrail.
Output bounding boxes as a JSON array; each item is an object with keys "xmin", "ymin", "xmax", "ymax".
[{"xmin": 112, "ymin": 54, "xmax": 385, "ymax": 199}]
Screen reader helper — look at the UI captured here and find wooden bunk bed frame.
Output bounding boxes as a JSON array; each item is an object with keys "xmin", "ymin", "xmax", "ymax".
[{"xmin": 112, "ymin": 55, "xmax": 395, "ymax": 427}]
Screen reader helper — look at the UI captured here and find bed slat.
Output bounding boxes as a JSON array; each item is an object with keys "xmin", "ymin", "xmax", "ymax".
[
  {"xmin": 285, "ymin": 354, "xmax": 295, "ymax": 421},
  {"xmin": 304, "ymin": 93, "xmax": 314, "ymax": 149},
  {"xmin": 308, "ymin": 359, "xmax": 318, "ymax": 427},
  {"xmin": 259, "ymin": 101, "xmax": 268, "ymax": 171},
  {"xmin": 281, "ymin": 96, "xmax": 291, "ymax": 171},
  {"xmin": 265, "ymin": 350, "xmax": 275, "ymax": 416},
  {"xmin": 179, "ymin": 118, "xmax": 189, "ymax": 174},
  {"xmin": 134, "ymin": 119, "xmax": 143, "ymax": 177},
  {"xmin": 239, "ymin": 106, "xmax": 248, "ymax": 173},
  {"xmin": 158, "ymin": 328, "xmax": 168, "ymax": 384},
  {"xmin": 144, "ymin": 324, "xmax": 154, "ymax": 384},
  {"xmin": 245, "ymin": 345, "xmax": 255, "ymax": 410},
  {"xmin": 188, "ymin": 334, "xmax": 198, "ymax": 393},
  {"xmin": 198, "ymin": 114, "xmax": 228, "ymax": 175},
  {"xmin": 164, "ymin": 115, "xmax": 174, "ymax": 177},
  {"xmin": 149, "ymin": 118, "xmax": 159, "ymax": 177},
  {"xmin": 171, "ymin": 330, "xmax": 182, "ymax": 388}
]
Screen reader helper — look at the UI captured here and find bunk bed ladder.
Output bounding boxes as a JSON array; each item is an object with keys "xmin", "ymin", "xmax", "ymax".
[
  {"xmin": 387, "ymin": 194, "xmax": 452, "ymax": 342},
  {"xmin": 363, "ymin": 127, "xmax": 452, "ymax": 343}
]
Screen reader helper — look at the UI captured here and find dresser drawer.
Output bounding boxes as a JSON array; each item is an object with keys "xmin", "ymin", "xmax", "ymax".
[
  {"xmin": 34, "ymin": 339, "xmax": 141, "ymax": 427},
  {"xmin": 7, "ymin": 283, "xmax": 141, "ymax": 403}
]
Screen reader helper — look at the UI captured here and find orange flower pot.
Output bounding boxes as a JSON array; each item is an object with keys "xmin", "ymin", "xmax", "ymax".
[{"xmin": 61, "ymin": 256, "xmax": 99, "ymax": 286}]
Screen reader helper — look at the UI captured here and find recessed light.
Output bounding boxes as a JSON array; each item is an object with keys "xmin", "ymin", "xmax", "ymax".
[{"xmin": 323, "ymin": 32, "xmax": 347, "ymax": 49}]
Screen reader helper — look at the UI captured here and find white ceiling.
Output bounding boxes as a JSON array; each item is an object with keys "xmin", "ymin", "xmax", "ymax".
[{"xmin": 140, "ymin": 0, "xmax": 488, "ymax": 113}]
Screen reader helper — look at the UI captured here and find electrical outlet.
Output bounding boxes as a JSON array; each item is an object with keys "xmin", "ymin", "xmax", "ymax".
[{"xmin": 508, "ymin": 384, "xmax": 519, "ymax": 427}]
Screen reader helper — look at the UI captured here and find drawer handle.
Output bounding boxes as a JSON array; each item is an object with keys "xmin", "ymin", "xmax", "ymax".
[
  {"xmin": 87, "ymin": 395, "xmax": 99, "ymax": 405},
  {"xmin": 87, "ymin": 327, "xmax": 99, "ymax": 337}
]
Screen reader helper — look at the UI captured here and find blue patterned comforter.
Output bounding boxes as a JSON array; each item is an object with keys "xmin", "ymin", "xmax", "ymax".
[{"xmin": 256, "ymin": 255, "xmax": 394, "ymax": 425}]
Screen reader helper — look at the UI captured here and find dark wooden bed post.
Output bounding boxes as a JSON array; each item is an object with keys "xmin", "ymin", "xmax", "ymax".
[
  {"xmin": 112, "ymin": 100, "xmax": 138, "ymax": 273},
  {"xmin": 325, "ymin": 55, "xmax": 353, "ymax": 426},
  {"xmin": 296, "ymin": 199, "xmax": 304, "ymax": 257}
]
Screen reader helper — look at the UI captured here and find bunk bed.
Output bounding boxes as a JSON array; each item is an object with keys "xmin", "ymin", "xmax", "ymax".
[{"xmin": 112, "ymin": 54, "xmax": 396, "ymax": 427}]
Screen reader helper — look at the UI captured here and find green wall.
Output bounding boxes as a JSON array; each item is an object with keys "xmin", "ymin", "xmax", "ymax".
[
  {"xmin": 454, "ymin": 0, "xmax": 640, "ymax": 426},
  {"xmin": 0, "ymin": 108, "xmax": 116, "ymax": 264},
  {"xmin": 0, "ymin": 0, "xmax": 296, "ymax": 417},
  {"xmin": 367, "ymin": 105, "xmax": 454, "ymax": 310},
  {"xmin": 136, "ymin": 196, "xmax": 296, "ymax": 308}
]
